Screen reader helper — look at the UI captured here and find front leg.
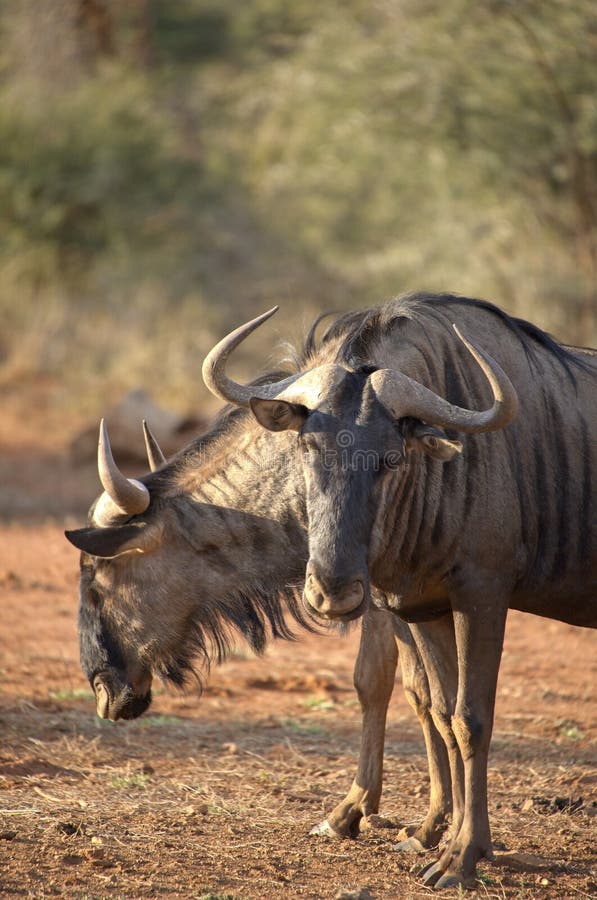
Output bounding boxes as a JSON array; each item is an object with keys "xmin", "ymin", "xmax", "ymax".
[
  {"xmin": 421, "ymin": 586, "xmax": 508, "ymax": 890},
  {"xmin": 311, "ymin": 603, "xmax": 397, "ymax": 837}
]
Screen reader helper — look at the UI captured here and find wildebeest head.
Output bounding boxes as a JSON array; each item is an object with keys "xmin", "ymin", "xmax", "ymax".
[
  {"xmin": 66, "ymin": 415, "xmax": 309, "ymax": 721},
  {"xmin": 202, "ymin": 308, "xmax": 518, "ymax": 622},
  {"xmin": 65, "ymin": 421, "xmax": 164, "ymax": 720}
]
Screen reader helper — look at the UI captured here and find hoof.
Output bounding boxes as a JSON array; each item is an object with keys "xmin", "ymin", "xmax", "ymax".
[
  {"xmin": 394, "ymin": 836, "xmax": 427, "ymax": 854},
  {"xmin": 434, "ymin": 872, "xmax": 465, "ymax": 890},
  {"xmin": 309, "ymin": 820, "xmax": 338, "ymax": 838},
  {"xmin": 420, "ymin": 860, "xmax": 444, "ymax": 887},
  {"xmin": 434, "ymin": 871, "xmax": 477, "ymax": 890}
]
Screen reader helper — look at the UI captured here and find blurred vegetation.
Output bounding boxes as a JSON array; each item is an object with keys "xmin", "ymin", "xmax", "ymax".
[{"xmin": 0, "ymin": 0, "xmax": 595, "ymax": 415}]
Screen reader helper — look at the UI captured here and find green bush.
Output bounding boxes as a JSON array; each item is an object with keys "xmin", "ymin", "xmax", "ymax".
[{"xmin": 0, "ymin": 73, "xmax": 197, "ymax": 287}]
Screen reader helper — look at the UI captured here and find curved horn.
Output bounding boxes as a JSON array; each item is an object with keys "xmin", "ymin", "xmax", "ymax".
[
  {"xmin": 97, "ymin": 419, "xmax": 150, "ymax": 517},
  {"xmin": 201, "ymin": 307, "xmax": 304, "ymax": 408},
  {"xmin": 142, "ymin": 420, "xmax": 167, "ymax": 471},
  {"xmin": 370, "ymin": 325, "xmax": 518, "ymax": 434}
]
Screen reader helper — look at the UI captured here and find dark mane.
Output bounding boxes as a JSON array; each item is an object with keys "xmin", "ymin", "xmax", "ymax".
[
  {"xmin": 312, "ymin": 293, "xmax": 596, "ymax": 383},
  {"xmin": 156, "ymin": 582, "xmax": 318, "ymax": 690}
]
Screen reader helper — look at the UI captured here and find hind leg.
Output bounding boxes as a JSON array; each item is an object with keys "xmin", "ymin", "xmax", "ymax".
[
  {"xmin": 417, "ymin": 587, "xmax": 508, "ymax": 889},
  {"xmin": 394, "ymin": 616, "xmax": 456, "ymax": 852}
]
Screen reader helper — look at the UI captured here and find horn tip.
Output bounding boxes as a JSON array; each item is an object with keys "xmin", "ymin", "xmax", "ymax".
[
  {"xmin": 259, "ymin": 305, "xmax": 280, "ymax": 323},
  {"xmin": 98, "ymin": 417, "xmax": 109, "ymax": 447}
]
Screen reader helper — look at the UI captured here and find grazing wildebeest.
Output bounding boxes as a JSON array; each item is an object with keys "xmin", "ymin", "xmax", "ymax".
[
  {"xmin": 65, "ymin": 346, "xmax": 453, "ymax": 845},
  {"xmin": 203, "ymin": 292, "xmax": 597, "ymax": 889}
]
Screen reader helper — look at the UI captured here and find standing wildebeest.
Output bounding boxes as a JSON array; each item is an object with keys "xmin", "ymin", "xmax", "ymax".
[
  {"xmin": 202, "ymin": 292, "xmax": 597, "ymax": 889},
  {"xmin": 65, "ymin": 337, "xmax": 456, "ymax": 847}
]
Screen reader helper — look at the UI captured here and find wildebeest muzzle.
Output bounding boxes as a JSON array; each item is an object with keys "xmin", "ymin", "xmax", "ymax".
[
  {"xmin": 303, "ymin": 560, "xmax": 369, "ymax": 621},
  {"xmin": 93, "ymin": 670, "xmax": 152, "ymax": 721}
]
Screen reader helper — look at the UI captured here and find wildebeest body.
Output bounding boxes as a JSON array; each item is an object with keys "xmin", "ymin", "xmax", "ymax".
[
  {"xmin": 294, "ymin": 296, "xmax": 596, "ymax": 885},
  {"xmin": 206, "ymin": 292, "xmax": 596, "ymax": 888}
]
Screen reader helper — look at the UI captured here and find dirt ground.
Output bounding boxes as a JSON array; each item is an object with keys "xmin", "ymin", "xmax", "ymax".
[{"xmin": 0, "ymin": 386, "xmax": 595, "ymax": 899}]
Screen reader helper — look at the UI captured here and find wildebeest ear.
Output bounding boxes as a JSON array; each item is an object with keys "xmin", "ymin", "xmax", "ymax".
[
  {"xmin": 65, "ymin": 523, "xmax": 159, "ymax": 558},
  {"xmin": 403, "ymin": 421, "xmax": 463, "ymax": 461},
  {"xmin": 249, "ymin": 398, "xmax": 309, "ymax": 432}
]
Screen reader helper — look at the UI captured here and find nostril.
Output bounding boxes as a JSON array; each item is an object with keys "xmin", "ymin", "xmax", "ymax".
[
  {"xmin": 313, "ymin": 591, "xmax": 325, "ymax": 610},
  {"xmin": 94, "ymin": 681, "xmax": 110, "ymax": 719},
  {"xmin": 304, "ymin": 577, "xmax": 324, "ymax": 612},
  {"xmin": 305, "ymin": 587, "xmax": 323, "ymax": 610}
]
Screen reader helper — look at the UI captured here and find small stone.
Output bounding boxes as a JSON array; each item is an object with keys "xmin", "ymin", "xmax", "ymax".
[
  {"xmin": 222, "ymin": 742, "xmax": 238, "ymax": 755},
  {"xmin": 335, "ymin": 890, "xmax": 375, "ymax": 900},
  {"xmin": 360, "ymin": 814, "xmax": 394, "ymax": 832},
  {"xmin": 521, "ymin": 798, "xmax": 534, "ymax": 812}
]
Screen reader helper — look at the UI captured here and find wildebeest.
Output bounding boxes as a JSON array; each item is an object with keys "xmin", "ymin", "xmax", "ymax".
[
  {"xmin": 202, "ymin": 293, "xmax": 597, "ymax": 888},
  {"xmin": 65, "ymin": 342, "xmax": 455, "ymax": 846}
]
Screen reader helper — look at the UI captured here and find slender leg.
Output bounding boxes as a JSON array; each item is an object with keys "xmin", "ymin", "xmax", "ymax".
[
  {"xmin": 393, "ymin": 617, "xmax": 453, "ymax": 851},
  {"xmin": 404, "ymin": 616, "xmax": 464, "ymax": 848},
  {"xmin": 421, "ymin": 590, "xmax": 508, "ymax": 889},
  {"xmin": 311, "ymin": 603, "xmax": 397, "ymax": 837}
]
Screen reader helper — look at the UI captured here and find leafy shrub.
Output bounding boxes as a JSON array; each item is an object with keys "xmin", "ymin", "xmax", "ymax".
[{"xmin": 0, "ymin": 73, "xmax": 197, "ymax": 287}]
